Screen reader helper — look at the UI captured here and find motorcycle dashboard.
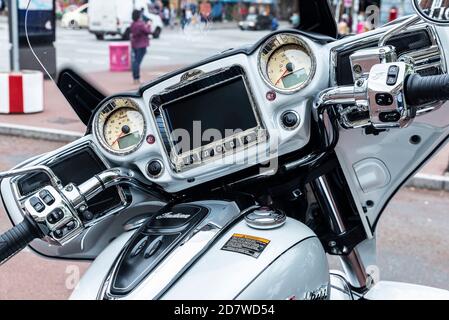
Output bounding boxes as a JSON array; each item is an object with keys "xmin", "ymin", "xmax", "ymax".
[{"xmin": 91, "ymin": 31, "xmax": 328, "ymax": 193}]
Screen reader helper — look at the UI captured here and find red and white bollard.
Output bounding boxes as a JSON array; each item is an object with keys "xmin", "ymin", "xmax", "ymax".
[{"xmin": 0, "ymin": 70, "xmax": 44, "ymax": 114}]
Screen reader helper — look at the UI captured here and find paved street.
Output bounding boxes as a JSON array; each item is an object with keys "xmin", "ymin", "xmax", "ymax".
[
  {"xmin": 0, "ymin": 19, "xmax": 271, "ymax": 73},
  {"xmin": 0, "ymin": 135, "xmax": 447, "ymax": 299}
]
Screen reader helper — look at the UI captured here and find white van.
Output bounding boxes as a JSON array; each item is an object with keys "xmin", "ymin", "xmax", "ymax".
[{"xmin": 88, "ymin": 0, "xmax": 163, "ymax": 40}]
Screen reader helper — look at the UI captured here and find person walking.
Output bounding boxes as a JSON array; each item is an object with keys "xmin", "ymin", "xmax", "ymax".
[{"xmin": 130, "ymin": 9, "xmax": 152, "ymax": 85}]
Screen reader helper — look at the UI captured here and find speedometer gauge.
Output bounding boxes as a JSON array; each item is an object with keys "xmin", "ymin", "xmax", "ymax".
[
  {"xmin": 94, "ymin": 97, "xmax": 146, "ymax": 155},
  {"xmin": 259, "ymin": 34, "xmax": 316, "ymax": 94}
]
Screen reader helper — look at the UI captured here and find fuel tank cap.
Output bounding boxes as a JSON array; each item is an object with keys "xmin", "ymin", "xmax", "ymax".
[{"xmin": 245, "ymin": 207, "xmax": 286, "ymax": 230}]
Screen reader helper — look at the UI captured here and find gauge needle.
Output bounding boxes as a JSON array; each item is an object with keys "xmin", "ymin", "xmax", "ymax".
[
  {"xmin": 275, "ymin": 69, "xmax": 289, "ymax": 85},
  {"xmin": 275, "ymin": 63, "xmax": 295, "ymax": 85},
  {"xmin": 111, "ymin": 125, "xmax": 131, "ymax": 146},
  {"xmin": 112, "ymin": 132, "xmax": 125, "ymax": 146}
]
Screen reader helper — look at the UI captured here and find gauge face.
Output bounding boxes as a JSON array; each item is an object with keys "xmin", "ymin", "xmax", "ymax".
[
  {"xmin": 266, "ymin": 44, "xmax": 313, "ymax": 90},
  {"xmin": 259, "ymin": 34, "xmax": 316, "ymax": 93},
  {"xmin": 95, "ymin": 98, "xmax": 146, "ymax": 154}
]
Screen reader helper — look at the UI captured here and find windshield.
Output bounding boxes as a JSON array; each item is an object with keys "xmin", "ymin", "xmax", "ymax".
[
  {"xmin": 246, "ymin": 14, "xmax": 258, "ymax": 21},
  {"xmin": 0, "ymin": 0, "xmax": 415, "ymax": 135}
]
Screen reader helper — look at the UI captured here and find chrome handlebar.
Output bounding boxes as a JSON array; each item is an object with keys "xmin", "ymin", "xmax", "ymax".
[{"xmin": 0, "ymin": 165, "xmax": 156, "ymax": 248}]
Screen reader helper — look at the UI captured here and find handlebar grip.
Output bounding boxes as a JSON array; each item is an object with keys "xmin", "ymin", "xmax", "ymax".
[
  {"xmin": 405, "ymin": 74, "xmax": 449, "ymax": 106},
  {"xmin": 0, "ymin": 218, "xmax": 40, "ymax": 265}
]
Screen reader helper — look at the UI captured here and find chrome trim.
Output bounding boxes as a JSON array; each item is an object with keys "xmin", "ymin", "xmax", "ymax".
[
  {"xmin": 77, "ymin": 168, "xmax": 156, "ymax": 202},
  {"xmin": 150, "ymin": 65, "xmax": 268, "ymax": 173},
  {"xmin": 330, "ymin": 23, "xmax": 445, "ymax": 87},
  {"xmin": 92, "ymin": 97, "xmax": 147, "ymax": 156},
  {"xmin": 378, "ymin": 15, "xmax": 422, "ymax": 47},
  {"xmin": 314, "ymin": 86, "xmax": 357, "ymax": 107},
  {"xmin": 257, "ymin": 33, "xmax": 317, "ymax": 95},
  {"xmin": 330, "ymin": 22, "xmax": 446, "ymax": 117},
  {"xmin": 0, "ymin": 165, "xmax": 61, "ymax": 190},
  {"xmin": 145, "ymin": 159, "xmax": 164, "ymax": 179},
  {"xmin": 244, "ymin": 207, "xmax": 286, "ymax": 230}
]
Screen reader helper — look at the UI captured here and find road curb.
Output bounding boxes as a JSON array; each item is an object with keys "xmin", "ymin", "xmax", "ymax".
[
  {"xmin": 0, "ymin": 122, "xmax": 83, "ymax": 142},
  {"xmin": 406, "ymin": 173, "xmax": 449, "ymax": 191}
]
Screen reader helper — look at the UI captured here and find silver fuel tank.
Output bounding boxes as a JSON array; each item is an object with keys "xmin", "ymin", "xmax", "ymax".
[{"xmin": 71, "ymin": 201, "xmax": 330, "ymax": 300}]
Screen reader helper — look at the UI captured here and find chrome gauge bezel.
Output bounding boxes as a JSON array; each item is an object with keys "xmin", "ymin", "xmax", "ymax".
[
  {"xmin": 258, "ymin": 33, "xmax": 317, "ymax": 94},
  {"xmin": 93, "ymin": 97, "xmax": 147, "ymax": 156}
]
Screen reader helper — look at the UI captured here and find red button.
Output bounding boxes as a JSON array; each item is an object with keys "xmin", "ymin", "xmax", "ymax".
[{"xmin": 146, "ymin": 134, "xmax": 156, "ymax": 144}]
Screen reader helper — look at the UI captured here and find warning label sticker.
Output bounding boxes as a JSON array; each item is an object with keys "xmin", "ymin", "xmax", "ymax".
[{"xmin": 221, "ymin": 234, "xmax": 270, "ymax": 259}]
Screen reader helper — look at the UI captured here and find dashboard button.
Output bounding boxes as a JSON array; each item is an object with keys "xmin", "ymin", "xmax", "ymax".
[
  {"xmin": 132, "ymin": 237, "xmax": 148, "ymax": 257},
  {"xmin": 201, "ymin": 148, "xmax": 215, "ymax": 160},
  {"xmin": 144, "ymin": 237, "xmax": 163, "ymax": 259},
  {"xmin": 243, "ymin": 132, "xmax": 258, "ymax": 145},
  {"xmin": 281, "ymin": 111, "xmax": 300, "ymax": 129},
  {"xmin": 54, "ymin": 229, "xmax": 64, "ymax": 239},
  {"xmin": 147, "ymin": 160, "xmax": 163, "ymax": 177},
  {"xmin": 39, "ymin": 190, "xmax": 55, "ymax": 206},
  {"xmin": 66, "ymin": 220, "xmax": 76, "ymax": 231},
  {"xmin": 30, "ymin": 197, "xmax": 45, "ymax": 213},
  {"xmin": 47, "ymin": 208, "xmax": 64, "ymax": 224},
  {"xmin": 183, "ymin": 154, "xmax": 199, "ymax": 166},
  {"xmin": 215, "ymin": 145, "xmax": 225, "ymax": 154},
  {"xmin": 225, "ymin": 139, "xmax": 240, "ymax": 151}
]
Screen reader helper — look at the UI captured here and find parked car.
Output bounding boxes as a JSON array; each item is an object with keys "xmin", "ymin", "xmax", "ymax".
[
  {"xmin": 238, "ymin": 14, "xmax": 273, "ymax": 31},
  {"xmin": 61, "ymin": 4, "xmax": 89, "ymax": 29},
  {"xmin": 88, "ymin": 0, "xmax": 163, "ymax": 40}
]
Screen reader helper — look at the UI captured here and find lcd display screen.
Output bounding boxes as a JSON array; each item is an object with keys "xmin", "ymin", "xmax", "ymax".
[
  {"xmin": 162, "ymin": 77, "xmax": 258, "ymax": 154},
  {"xmin": 118, "ymin": 132, "xmax": 141, "ymax": 149},
  {"xmin": 282, "ymin": 68, "xmax": 308, "ymax": 88}
]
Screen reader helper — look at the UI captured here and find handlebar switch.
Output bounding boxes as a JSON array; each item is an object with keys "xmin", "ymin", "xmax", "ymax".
[
  {"xmin": 386, "ymin": 65, "xmax": 400, "ymax": 85},
  {"xmin": 375, "ymin": 93, "xmax": 394, "ymax": 106},
  {"xmin": 39, "ymin": 190, "xmax": 55, "ymax": 206},
  {"xmin": 24, "ymin": 186, "xmax": 84, "ymax": 246},
  {"xmin": 367, "ymin": 62, "xmax": 415, "ymax": 129}
]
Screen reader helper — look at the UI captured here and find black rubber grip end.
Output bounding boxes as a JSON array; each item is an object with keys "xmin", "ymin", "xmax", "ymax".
[
  {"xmin": 405, "ymin": 74, "xmax": 449, "ymax": 106},
  {"xmin": 0, "ymin": 218, "xmax": 39, "ymax": 264}
]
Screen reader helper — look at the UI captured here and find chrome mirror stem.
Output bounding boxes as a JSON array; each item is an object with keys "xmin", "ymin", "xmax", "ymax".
[{"xmin": 378, "ymin": 15, "xmax": 422, "ymax": 47}]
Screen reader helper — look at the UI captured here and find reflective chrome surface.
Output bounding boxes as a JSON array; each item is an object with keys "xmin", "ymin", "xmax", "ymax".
[
  {"xmin": 258, "ymin": 33, "xmax": 316, "ymax": 94},
  {"xmin": 93, "ymin": 97, "xmax": 147, "ymax": 156},
  {"xmin": 412, "ymin": 0, "xmax": 449, "ymax": 26},
  {"xmin": 245, "ymin": 207, "xmax": 286, "ymax": 230}
]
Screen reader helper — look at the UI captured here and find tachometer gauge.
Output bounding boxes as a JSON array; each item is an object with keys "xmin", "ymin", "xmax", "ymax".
[
  {"xmin": 259, "ymin": 34, "xmax": 316, "ymax": 94},
  {"xmin": 94, "ymin": 98, "xmax": 146, "ymax": 155}
]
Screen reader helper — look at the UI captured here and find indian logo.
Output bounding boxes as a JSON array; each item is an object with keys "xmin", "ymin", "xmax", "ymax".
[{"xmin": 155, "ymin": 212, "xmax": 191, "ymax": 220}]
